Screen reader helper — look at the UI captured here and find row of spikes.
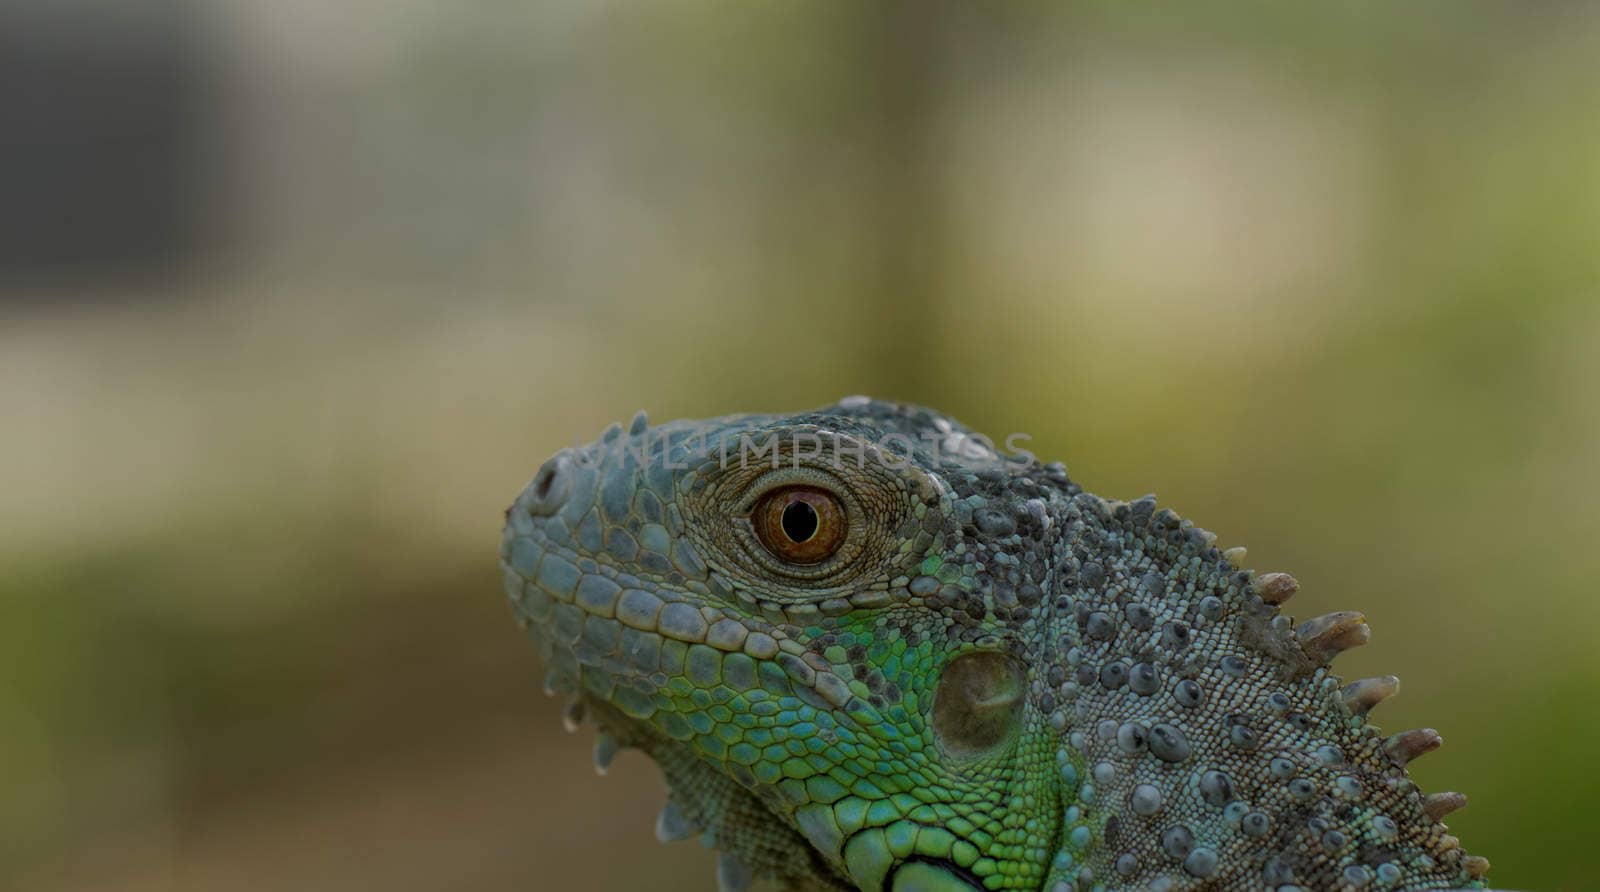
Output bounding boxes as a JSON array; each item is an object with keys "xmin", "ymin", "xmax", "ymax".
[
  {"xmin": 1236, "ymin": 560, "xmax": 1486, "ymax": 880},
  {"xmin": 546, "ymin": 677, "xmax": 760, "ymax": 892}
]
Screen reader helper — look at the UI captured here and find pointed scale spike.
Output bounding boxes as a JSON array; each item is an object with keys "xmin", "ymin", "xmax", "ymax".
[
  {"xmin": 593, "ymin": 733, "xmax": 620, "ymax": 775},
  {"xmin": 629, "ymin": 410, "xmax": 649, "ymax": 435},
  {"xmin": 1462, "ymin": 855, "xmax": 1491, "ymax": 879},
  {"xmin": 1423, "ymin": 791, "xmax": 1468, "ymax": 821},
  {"xmin": 716, "ymin": 852, "xmax": 752, "ymax": 892},
  {"xmin": 1296, "ymin": 611, "xmax": 1369, "ymax": 664},
  {"xmin": 1252, "ymin": 571, "xmax": 1299, "ymax": 605},
  {"xmin": 655, "ymin": 800, "xmax": 698, "ymax": 843},
  {"xmin": 1385, "ymin": 728, "xmax": 1442, "ymax": 766},
  {"xmin": 1223, "ymin": 546, "xmax": 1248, "ymax": 569},
  {"xmin": 1340, "ymin": 675, "xmax": 1400, "ymax": 716},
  {"xmin": 542, "ymin": 668, "xmax": 571, "ymax": 697},
  {"xmin": 561, "ymin": 699, "xmax": 586, "ymax": 733}
]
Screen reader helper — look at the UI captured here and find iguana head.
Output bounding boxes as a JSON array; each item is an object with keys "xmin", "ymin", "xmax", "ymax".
[{"xmin": 500, "ymin": 398, "xmax": 1489, "ymax": 891}]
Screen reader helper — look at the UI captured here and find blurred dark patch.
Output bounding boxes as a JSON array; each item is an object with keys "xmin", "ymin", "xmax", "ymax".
[{"xmin": 0, "ymin": 4, "xmax": 221, "ymax": 294}]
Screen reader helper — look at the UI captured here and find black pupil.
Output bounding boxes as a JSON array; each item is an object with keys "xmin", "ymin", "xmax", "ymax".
[{"xmin": 781, "ymin": 499, "xmax": 819, "ymax": 543}]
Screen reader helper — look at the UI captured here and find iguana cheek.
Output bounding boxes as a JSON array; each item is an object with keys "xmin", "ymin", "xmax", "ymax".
[{"xmin": 930, "ymin": 651, "xmax": 1027, "ymax": 760}]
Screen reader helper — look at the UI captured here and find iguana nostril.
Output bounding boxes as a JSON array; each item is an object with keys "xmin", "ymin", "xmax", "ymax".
[
  {"xmin": 930, "ymin": 651, "xmax": 1026, "ymax": 760},
  {"xmin": 525, "ymin": 454, "xmax": 572, "ymax": 516}
]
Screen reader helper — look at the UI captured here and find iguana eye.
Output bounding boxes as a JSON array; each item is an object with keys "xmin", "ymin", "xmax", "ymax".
[{"xmin": 752, "ymin": 486, "xmax": 846, "ymax": 564}]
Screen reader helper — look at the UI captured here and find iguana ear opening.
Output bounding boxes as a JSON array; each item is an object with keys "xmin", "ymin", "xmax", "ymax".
[{"xmin": 930, "ymin": 651, "xmax": 1027, "ymax": 761}]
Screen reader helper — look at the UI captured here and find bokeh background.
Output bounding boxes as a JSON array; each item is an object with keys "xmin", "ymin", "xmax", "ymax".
[{"xmin": 4, "ymin": 2, "xmax": 1597, "ymax": 890}]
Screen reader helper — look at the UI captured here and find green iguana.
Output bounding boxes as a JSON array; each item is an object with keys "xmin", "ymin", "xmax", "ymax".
[{"xmin": 499, "ymin": 398, "xmax": 1494, "ymax": 891}]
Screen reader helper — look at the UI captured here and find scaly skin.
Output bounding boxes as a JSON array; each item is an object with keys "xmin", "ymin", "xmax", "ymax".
[{"xmin": 500, "ymin": 398, "xmax": 1492, "ymax": 891}]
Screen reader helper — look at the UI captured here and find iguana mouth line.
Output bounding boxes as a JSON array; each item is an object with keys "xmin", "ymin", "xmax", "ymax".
[{"xmin": 884, "ymin": 856, "xmax": 984, "ymax": 891}]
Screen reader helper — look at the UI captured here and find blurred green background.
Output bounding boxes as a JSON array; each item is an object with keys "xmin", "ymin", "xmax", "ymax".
[{"xmin": 3, "ymin": 2, "xmax": 1597, "ymax": 890}]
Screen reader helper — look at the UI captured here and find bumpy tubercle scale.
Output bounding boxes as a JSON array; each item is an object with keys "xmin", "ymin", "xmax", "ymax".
[{"xmin": 500, "ymin": 399, "xmax": 1491, "ymax": 891}]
